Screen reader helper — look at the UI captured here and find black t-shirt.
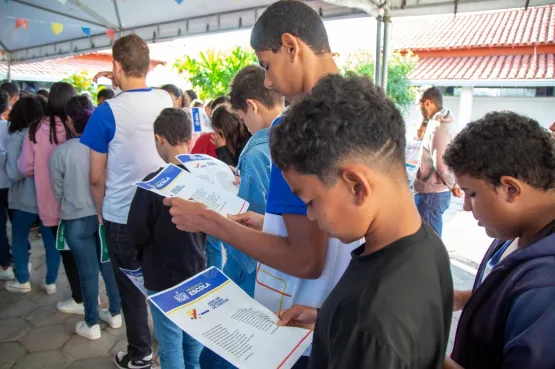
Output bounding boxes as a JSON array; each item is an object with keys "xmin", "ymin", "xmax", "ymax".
[{"xmin": 308, "ymin": 224, "xmax": 453, "ymax": 369}]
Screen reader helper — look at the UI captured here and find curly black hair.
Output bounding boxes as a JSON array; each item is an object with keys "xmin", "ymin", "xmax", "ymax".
[
  {"xmin": 153, "ymin": 108, "xmax": 192, "ymax": 146},
  {"xmin": 444, "ymin": 111, "xmax": 555, "ymax": 190},
  {"xmin": 270, "ymin": 74, "xmax": 406, "ymax": 183}
]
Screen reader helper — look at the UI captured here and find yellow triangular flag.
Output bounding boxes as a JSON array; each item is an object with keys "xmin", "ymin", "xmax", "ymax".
[{"xmin": 51, "ymin": 23, "xmax": 63, "ymax": 35}]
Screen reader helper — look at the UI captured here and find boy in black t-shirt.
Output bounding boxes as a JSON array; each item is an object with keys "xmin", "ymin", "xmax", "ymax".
[
  {"xmin": 273, "ymin": 74, "xmax": 453, "ymax": 369},
  {"xmin": 127, "ymin": 108, "xmax": 206, "ymax": 369}
]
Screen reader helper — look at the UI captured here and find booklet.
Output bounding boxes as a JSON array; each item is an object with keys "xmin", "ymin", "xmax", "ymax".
[
  {"xmin": 134, "ymin": 163, "xmax": 248, "ymax": 216},
  {"xmin": 55, "ymin": 220, "xmax": 70, "ymax": 251},
  {"xmin": 176, "ymin": 153, "xmax": 239, "ymax": 194},
  {"xmin": 191, "ymin": 107, "xmax": 213, "ymax": 133},
  {"xmin": 120, "ymin": 267, "xmax": 147, "ymax": 296},
  {"xmin": 149, "ymin": 267, "xmax": 313, "ymax": 369}
]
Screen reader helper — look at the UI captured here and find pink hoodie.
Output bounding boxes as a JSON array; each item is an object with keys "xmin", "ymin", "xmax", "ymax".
[{"xmin": 18, "ymin": 117, "xmax": 69, "ymax": 226}]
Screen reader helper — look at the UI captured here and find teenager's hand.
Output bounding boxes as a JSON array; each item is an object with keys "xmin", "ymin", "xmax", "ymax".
[
  {"xmin": 211, "ymin": 132, "xmax": 226, "ymax": 148},
  {"xmin": 93, "ymin": 71, "xmax": 117, "ymax": 89},
  {"xmin": 550, "ymin": 122, "xmax": 555, "ymax": 139},
  {"xmin": 452, "ymin": 185, "xmax": 463, "ymax": 198},
  {"xmin": 228, "ymin": 211, "xmax": 264, "ymax": 231},
  {"xmin": 444, "ymin": 356, "xmax": 464, "ymax": 369},
  {"xmin": 277, "ymin": 305, "xmax": 317, "ymax": 330},
  {"xmin": 163, "ymin": 197, "xmax": 210, "ymax": 233},
  {"xmin": 453, "ymin": 289, "xmax": 472, "ymax": 312},
  {"xmin": 229, "ymin": 166, "xmax": 241, "ymax": 186}
]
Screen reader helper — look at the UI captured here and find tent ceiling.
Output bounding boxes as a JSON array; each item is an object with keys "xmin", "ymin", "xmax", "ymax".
[{"xmin": 0, "ymin": 0, "xmax": 550, "ymax": 63}]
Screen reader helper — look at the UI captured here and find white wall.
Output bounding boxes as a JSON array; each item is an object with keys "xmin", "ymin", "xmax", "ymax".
[{"xmin": 403, "ymin": 96, "xmax": 555, "ymax": 134}]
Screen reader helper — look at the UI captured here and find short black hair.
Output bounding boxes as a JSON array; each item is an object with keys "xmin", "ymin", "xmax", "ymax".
[
  {"xmin": 0, "ymin": 82, "xmax": 19, "ymax": 99},
  {"xmin": 229, "ymin": 65, "xmax": 281, "ymax": 112},
  {"xmin": 251, "ymin": 0, "xmax": 331, "ymax": 54},
  {"xmin": 66, "ymin": 95, "xmax": 94, "ymax": 134},
  {"xmin": 154, "ymin": 108, "xmax": 192, "ymax": 146},
  {"xmin": 210, "ymin": 96, "xmax": 228, "ymax": 111},
  {"xmin": 271, "ymin": 74, "xmax": 406, "ymax": 183},
  {"xmin": 36, "ymin": 89, "xmax": 49, "ymax": 99},
  {"xmin": 418, "ymin": 85, "xmax": 443, "ymax": 108},
  {"xmin": 185, "ymin": 89, "xmax": 198, "ymax": 101},
  {"xmin": 8, "ymin": 95, "xmax": 46, "ymax": 134},
  {"xmin": 444, "ymin": 111, "xmax": 555, "ymax": 190},
  {"xmin": 0, "ymin": 90, "xmax": 9, "ymax": 115},
  {"xmin": 97, "ymin": 88, "xmax": 115, "ymax": 102}
]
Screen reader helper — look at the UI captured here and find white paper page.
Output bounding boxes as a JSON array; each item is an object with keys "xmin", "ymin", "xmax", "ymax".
[
  {"xmin": 134, "ymin": 163, "xmax": 249, "ymax": 216},
  {"xmin": 120, "ymin": 267, "xmax": 147, "ymax": 296},
  {"xmin": 176, "ymin": 154, "xmax": 239, "ymax": 194},
  {"xmin": 149, "ymin": 267, "xmax": 313, "ymax": 369}
]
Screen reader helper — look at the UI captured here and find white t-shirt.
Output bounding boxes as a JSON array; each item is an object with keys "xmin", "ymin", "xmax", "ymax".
[{"xmin": 80, "ymin": 88, "xmax": 172, "ymax": 224}]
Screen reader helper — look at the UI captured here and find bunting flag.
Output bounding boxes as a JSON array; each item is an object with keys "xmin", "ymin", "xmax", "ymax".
[
  {"xmin": 51, "ymin": 22, "xmax": 63, "ymax": 35},
  {"xmin": 106, "ymin": 29, "xmax": 115, "ymax": 40},
  {"xmin": 175, "ymin": 0, "xmax": 183, "ymax": 4},
  {"xmin": 15, "ymin": 18, "xmax": 28, "ymax": 30},
  {"xmin": 81, "ymin": 27, "xmax": 91, "ymax": 37}
]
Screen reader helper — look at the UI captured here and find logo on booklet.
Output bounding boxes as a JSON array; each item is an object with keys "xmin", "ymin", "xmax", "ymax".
[
  {"xmin": 174, "ymin": 290, "xmax": 189, "ymax": 303},
  {"xmin": 186, "ymin": 309, "xmax": 198, "ymax": 320}
]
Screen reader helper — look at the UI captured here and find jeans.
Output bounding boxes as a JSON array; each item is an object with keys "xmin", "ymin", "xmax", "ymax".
[
  {"xmin": 65, "ymin": 216, "xmax": 121, "ymax": 326},
  {"xmin": 415, "ymin": 191, "xmax": 452, "ymax": 237},
  {"xmin": 0, "ymin": 189, "xmax": 10, "ymax": 267},
  {"xmin": 223, "ymin": 257, "xmax": 255, "ymax": 297},
  {"xmin": 50, "ymin": 226, "xmax": 83, "ymax": 304},
  {"xmin": 104, "ymin": 220, "xmax": 151, "ymax": 360},
  {"xmin": 11, "ymin": 210, "xmax": 60, "ymax": 284},
  {"xmin": 148, "ymin": 289, "xmax": 202, "ymax": 369},
  {"xmin": 206, "ymin": 235, "xmax": 223, "ymax": 269}
]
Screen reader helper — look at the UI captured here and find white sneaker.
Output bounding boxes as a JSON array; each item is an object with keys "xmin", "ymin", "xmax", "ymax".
[
  {"xmin": 99, "ymin": 308, "xmax": 122, "ymax": 329},
  {"xmin": 40, "ymin": 279, "xmax": 57, "ymax": 295},
  {"xmin": 5, "ymin": 280, "xmax": 31, "ymax": 293},
  {"xmin": 0, "ymin": 267, "xmax": 15, "ymax": 280},
  {"xmin": 57, "ymin": 298, "xmax": 85, "ymax": 315},
  {"xmin": 75, "ymin": 321, "xmax": 101, "ymax": 340}
]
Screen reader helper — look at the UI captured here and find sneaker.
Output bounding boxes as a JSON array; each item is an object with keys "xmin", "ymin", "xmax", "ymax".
[
  {"xmin": 5, "ymin": 280, "xmax": 31, "ymax": 293},
  {"xmin": 0, "ymin": 266, "xmax": 15, "ymax": 280},
  {"xmin": 99, "ymin": 308, "xmax": 122, "ymax": 329},
  {"xmin": 114, "ymin": 351, "xmax": 153, "ymax": 369},
  {"xmin": 56, "ymin": 298, "xmax": 85, "ymax": 315},
  {"xmin": 40, "ymin": 279, "xmax": 56, "ymax": 295},
  {"xmin": 75, "ymin": 321, "xmax": 101, "ymax": 340}
]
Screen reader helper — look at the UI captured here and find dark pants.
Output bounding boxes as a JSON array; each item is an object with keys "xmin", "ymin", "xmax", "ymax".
[
  {"xmin": 414, "ymin": 191, "xmax": 452, "ymax": 237},
  {"xmin": 104, "ymin": 220, "xmax": 151, "ymax": 360},
  {"xmin": 0, "ymin": 188, "xmax": 10, "ymax": 267},
  {"xmin": 200, "ymin": 349, "xmax": 309, "ymax": 369},
  {"xmin": 50, "ymin": 226, "xmax": 83, "ymax": 303}
]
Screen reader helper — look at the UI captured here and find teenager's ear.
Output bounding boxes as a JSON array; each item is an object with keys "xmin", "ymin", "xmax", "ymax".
[
  {"xmin": 281, "ymin": 33, "xmax": 300, "ymax": 60},
  {"xmin": 245, "ymin": 99, "xmax": 258, "ymax": 115},
  {"xmin": 154, "ymin": 133, "xmax": 164, "ymax": 145},
  {"xmin": 500, "ymin": 176, "xmax": 522, "ymax": 203},
  {"xmin": 341, "ymin": 166, "xmax": 371, "ymax": 206}
]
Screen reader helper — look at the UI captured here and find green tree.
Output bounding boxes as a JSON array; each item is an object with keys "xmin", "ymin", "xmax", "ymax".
[
  {"xmin": 173, "ymin": 47, "xmax": 257, "ymax": 100},
  {"xmin": 341, "ymin": 50, "xmax": 418, "ymax": 112},
  {"xmin": 62, "ymin": 71, "xmax": 104, "ymax": 96}
]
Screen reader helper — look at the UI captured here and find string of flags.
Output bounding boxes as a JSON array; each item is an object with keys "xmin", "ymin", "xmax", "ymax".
[{"xmin": 9, "ymin": 16, "xmax": 114, "ymax": 39}]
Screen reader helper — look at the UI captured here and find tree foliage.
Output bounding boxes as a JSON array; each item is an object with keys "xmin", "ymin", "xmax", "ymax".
[
  {"xmin": 62, "ymin": 71, "xmax": 104, "ymax": 96},
  {"xmin": 173, "ymin": 47, "xmax": 257, "ymax": 100}
]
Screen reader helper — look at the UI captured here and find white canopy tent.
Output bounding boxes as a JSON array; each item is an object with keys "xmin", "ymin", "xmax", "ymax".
[{"xmin": 1, "ymin": 0, "xmax": 551, "ymax": 88}]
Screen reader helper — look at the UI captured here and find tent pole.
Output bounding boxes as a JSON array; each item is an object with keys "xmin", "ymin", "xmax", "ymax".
[
  {"xmin": 374, "ymin": 15, "xmax": 383, "ymax": 86},
  {"xmin": 381, "ymin": 7, "xmax": 391, "ymax": 91},
  {"xmin": 7, "ymin": 53, "xmax": 12, "ymax": 82}
]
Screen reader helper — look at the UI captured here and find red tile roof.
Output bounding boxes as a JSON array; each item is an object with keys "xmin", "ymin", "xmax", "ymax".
[
  {"xmin": 409, "ymin": 54, "xmax": 555, "ymax": 81},
  {"xmin": 392, "ymin": 5, "xmax": 555, "ymax": 51}
]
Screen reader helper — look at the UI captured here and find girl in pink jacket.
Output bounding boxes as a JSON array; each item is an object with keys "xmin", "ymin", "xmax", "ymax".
[{"xmin": 17, "ymin": 82, "xmax": 84, "ymax": 314}]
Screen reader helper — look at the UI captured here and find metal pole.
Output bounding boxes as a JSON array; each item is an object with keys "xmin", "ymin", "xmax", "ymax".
[
  {"xmin": 381, "ymin": 10, "xmax": 391, "ymax": 91},
  {"xmin": 7, "ymin": 53, "xmax": 12, "ymax": 82},
  {"xmin": 374, "ymin": 15, "xmax": 382, "ymax": 86}
]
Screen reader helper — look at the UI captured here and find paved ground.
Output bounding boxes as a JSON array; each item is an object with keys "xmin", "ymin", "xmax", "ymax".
[{"xmin": 0, "ymin": 198, "xmax": 482, "ymax": 369}]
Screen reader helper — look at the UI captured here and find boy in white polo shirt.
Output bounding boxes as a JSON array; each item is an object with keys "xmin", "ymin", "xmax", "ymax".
[
  {"xmin": 80, "ymin": 33, "xmax": 172, "ymax": 369},
  {"xmin": 163, "ymin": 2, "xmax": 359, "ymax": 368}
]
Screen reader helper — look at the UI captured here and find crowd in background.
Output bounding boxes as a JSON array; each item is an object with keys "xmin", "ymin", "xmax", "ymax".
[{"xmin": 1, "ymin": 1, "xmax": 555, "ymax": 369}]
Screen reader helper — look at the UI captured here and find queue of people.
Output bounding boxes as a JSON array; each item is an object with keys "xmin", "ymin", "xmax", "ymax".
[{"xmin": 1, "ymin": 1, "xmax": 555, "ymax": 369}]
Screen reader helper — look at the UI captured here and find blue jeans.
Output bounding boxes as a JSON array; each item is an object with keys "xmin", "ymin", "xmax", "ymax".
[
  {"xmin": 0, "ymin": 189, "xmax": 10, "ymax": 267},
  {"xmin": 223, "ymin": 257, "xmax": 255, "ymax": 297},
  {"xmin": 205, "ymin": 235, "xmax": 222, "ymax": 269},
  {"xmin": 64, "ymin": 216, "xmax": 121, "ymax": 326},
  {"xmin": 12, "ymin": 210, "xmax": 60, "ymax": 284},
  {"xmin": 148, "ymin": 289, "xmax": 203, "ymax": 369},
  {"xmin": 415, "ymin": 192, "xmax": 452, "ymax": 237}
]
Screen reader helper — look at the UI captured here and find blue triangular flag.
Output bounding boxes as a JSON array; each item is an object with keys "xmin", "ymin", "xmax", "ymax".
[
  {"xmin": 81, "ymin": 27, "xmax": 91, "ymax": 37},
  {"xmin": 175, "ymin": 0, "xmax": 183, "ymax": 4}
]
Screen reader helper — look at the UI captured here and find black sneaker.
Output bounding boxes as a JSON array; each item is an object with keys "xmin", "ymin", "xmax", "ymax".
[{"xmin": 114, "ymin": 351, "xmax": 153, "ymax": 369}]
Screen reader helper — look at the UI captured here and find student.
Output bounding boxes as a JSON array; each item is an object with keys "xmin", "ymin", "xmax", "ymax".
[
  {"xmin": 185, "ymin": 89, "xmax": 198, "ymax": 107},
  {"xmin": 210, "ymin": 105, "xmax": 252, "ymax": 167},
  {"xmin": 0, "ymin": 90, "xmax": 13, "ymax": 280},
  {"xmin": 414, "ymin": 86, "xmax": 461, "ymax": 236},
  {"xmin": 161, "ymin": 84, "xmax": 186, "ymax": 109},
  {"xmin": 97, "ymin": 88, "xmax": 115, "ymax": 105},
  {"xmin": 191, "ymin": 96, "xmax": 228, "ymax": 158},
  {"xmin": 163, "ymin": 2, "xmax": 359, "ymax": 367},
  {"xmin": 12, "ymin": 83, "xmax": 84, "ymax": 315},
  {"xmin": 49, "ymin": 96, "xmax": 122, "ymax": 340},
  {"xmin": 0, "ymin": 82, "xmax": 19, "ymax": 116},
  {"xmin": 204, "ymin": 99, "xmax": 214, "ymax": 118},
  {"xmin": 128, "ymin": 108, "xmax": 205, "ymax": 369},
  {"xmin": 36, "ymin": 89, "xmax": 49, "ymax": 100},
  {"xmin": 443, "ymin": 112, "xmax": 555, "ymax": 369},
  {"xmin": 190, "ymin": 99, "xmax": 204, "ymax": 109},
  {"xmin": 80, "ymin": 33, "xmax": 172, "ymax": 369},
  {"xmin": 275, "ymin": 74, "xmax": 453, "ymax": 368}
]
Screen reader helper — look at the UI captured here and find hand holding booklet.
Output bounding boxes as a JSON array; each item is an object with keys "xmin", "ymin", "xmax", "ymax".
[
  {"xmin": 149, "ymin": 267, "xmax": 313, "ymax": 369},
  {"xmin": 134, "ymin": 159, "xmax": 248, "ymax": 216}
]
